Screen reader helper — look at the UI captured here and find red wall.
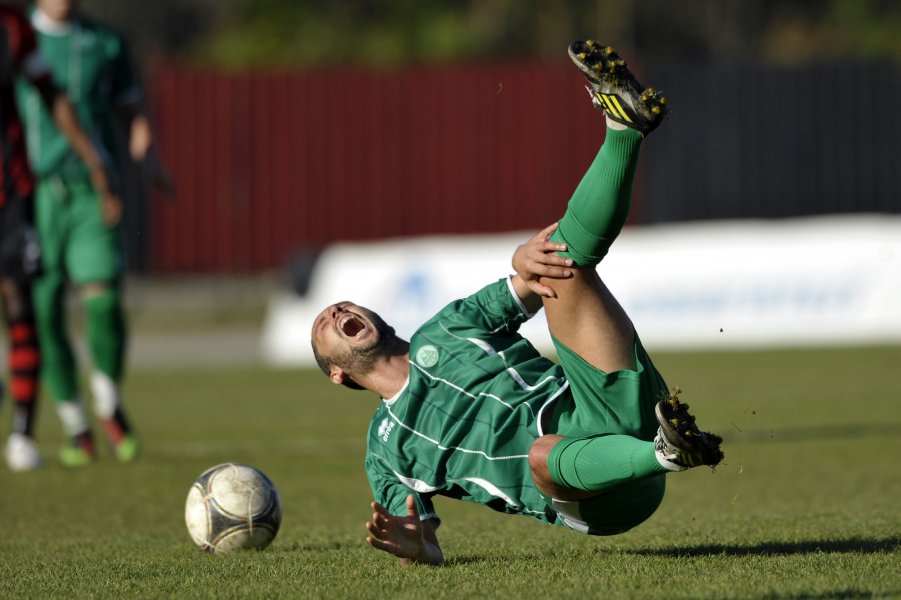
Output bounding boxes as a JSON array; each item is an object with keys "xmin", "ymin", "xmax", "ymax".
[{"xmin": 148, "ymin": 63, "xmax": 618, "ymax": 273}]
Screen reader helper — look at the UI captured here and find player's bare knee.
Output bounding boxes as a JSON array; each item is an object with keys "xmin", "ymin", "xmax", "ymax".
[
  {"xmin": 81, "ymin": 281, "xmax": 110, "ymax": 300},
  {"xmin": 529, "ymin": 435, "xmax": 563, "ymax": 493},
  {"xmin": 0, "ymin": 279, "xmax": 25, "ymax": 320}
]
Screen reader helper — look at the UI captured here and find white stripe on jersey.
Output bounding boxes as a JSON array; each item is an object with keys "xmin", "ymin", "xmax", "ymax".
[
  {"xmin": 387, "ymin": 370, "xmax": 530, "ymax": 462},
  {"xmin": 390, "ymin": 467, "xmax": 440, "ymax": 493},
  {"xmin": 436, "ymin": 320, "xmax": 557, "ymax": 414},
  {"xmin": 461, "ymin": 477, "xmax": 518, "ymax": 506},
  {"xmin": 536, "ymin": 380, "xmax": 570, "ymax": 437},
  {"xmin": 465, "ymin": 335, "xmax": 496, "ymax": 355}
]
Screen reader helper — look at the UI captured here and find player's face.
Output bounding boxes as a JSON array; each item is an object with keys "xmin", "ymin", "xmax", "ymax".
[{"xmin": 311, "ymin": 301, "xmax": 392, "ymax": 362}]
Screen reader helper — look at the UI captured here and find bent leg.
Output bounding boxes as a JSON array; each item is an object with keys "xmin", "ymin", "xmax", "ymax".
[{"xmin": 530, "ymin": 433, "xmax": 667, "ymax": 500}]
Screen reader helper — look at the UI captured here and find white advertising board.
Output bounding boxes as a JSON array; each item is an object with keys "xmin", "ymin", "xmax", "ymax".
[{"xmin": 262, "ymin": 215, "xmax": 901, "ymax": 366}]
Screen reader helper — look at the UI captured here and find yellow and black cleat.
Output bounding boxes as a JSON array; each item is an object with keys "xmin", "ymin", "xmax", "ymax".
[
  {"xmin": 654, "ymin": 388, "xmax": 724, "ymax": 469},
  {"xmin": 568, "ymin": 39, "xmax": 669, "ymax": 136}
]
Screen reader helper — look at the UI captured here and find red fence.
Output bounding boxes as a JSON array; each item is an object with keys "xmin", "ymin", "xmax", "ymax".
[{"xmin": 147, "ymin": 63, "xmax": 612, "ymax": 273}]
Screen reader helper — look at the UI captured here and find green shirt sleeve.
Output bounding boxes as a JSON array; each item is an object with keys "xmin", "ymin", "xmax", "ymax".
[
  {"xmin": 433, "ymin": 276, "xmax": 533, "ymax": 337},
  {"xmin": 365, "ymin": 450, "xmax": 439, "ymax": 523}
]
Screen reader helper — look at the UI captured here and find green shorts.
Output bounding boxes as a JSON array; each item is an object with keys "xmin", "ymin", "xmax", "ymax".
[
  {"xmin": 546, "ymin": 334, "xmax": 668, "ymax": 442},
  {"xmin": 35, "ymin": 176, "xmax": 123, "ymax": 283},
  {"xmin": 544, "ymin": 335, "xmax": 670, "ymax": 535},
  {"xmin": 552, "ymin": 475, "xmax": 665, "ymax": 535}
]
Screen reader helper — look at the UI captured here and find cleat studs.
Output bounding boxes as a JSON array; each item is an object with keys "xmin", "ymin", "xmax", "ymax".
[
  {"xmin": 647, "ymin": 87, "xmax": 655, "ymax": 94},
  {"xmin": 578, "ymin": 52, "xmax": 587, "ymax": 60},
  {"xmin": 652, "ymin": 106, "xmax": 661, "ymax": 114},
  {"xmin": 604, "ymin": 46, "xmax": 614, "ymax": 55},
  {"xmin": 660, "ymin": 97, "xmax": 667, "ymax": 105}
]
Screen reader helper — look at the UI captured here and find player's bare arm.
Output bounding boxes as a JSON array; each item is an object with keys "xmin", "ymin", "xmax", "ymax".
[
  {"xmin": 365, "ymin": 495, "xmax": 444, "ymax": 566},
  {"xmin": 511, "ymin": 221, "xmax": 573, "ymax": 308},
  {"xmin": 30, "ymin": 76, "xmax": 122, "ymax": 226}
]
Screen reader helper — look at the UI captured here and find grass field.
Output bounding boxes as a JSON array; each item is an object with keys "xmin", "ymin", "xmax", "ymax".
[{"xmin": 1, "ymin": 346, "xmax": 899, "ymax": 599}]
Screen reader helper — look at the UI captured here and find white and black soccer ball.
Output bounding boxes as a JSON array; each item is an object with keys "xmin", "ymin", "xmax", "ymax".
[{"xmin": 185, "ymin": 463, "xmax": 282, "ymax": 553}]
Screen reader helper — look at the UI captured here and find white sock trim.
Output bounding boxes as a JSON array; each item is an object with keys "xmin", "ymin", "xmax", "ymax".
[
  {"xmin": 90, "ymin": 371, "xmax": 121, "ymax": 420},
  {"xmin": 57, "ymin": 399, "xmax": 90, "ymax": 436},
  {"xmin": 605, "ymin": 116, "xmax": 628, "ymax": 131}
]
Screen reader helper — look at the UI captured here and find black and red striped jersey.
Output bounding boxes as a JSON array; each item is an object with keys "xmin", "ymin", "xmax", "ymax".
[{"xmin": 0, "ymin": 5, "xmax": 49, "ymax": 205}]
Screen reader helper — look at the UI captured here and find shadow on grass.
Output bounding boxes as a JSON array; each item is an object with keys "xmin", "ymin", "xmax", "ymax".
[{"xmin": 628, "ymin": 536, "xmax": 900, "ymax": 557}]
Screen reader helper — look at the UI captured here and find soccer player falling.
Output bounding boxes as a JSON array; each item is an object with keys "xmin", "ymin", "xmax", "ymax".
[{"xmin": 310, "ymin": 40, "xmax": 724, "ymax": 566}]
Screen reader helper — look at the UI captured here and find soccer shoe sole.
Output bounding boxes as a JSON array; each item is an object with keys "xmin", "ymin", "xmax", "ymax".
[
  {"xmin": 654, "ymin": 390, "xmax": 724, "ymax": 467},
  {"xmin": 567, "ymin": 40, "xmax": 668, "ymax": 135}
]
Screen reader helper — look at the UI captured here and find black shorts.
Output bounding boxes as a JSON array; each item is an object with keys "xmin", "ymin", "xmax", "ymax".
[{"xmin": 0, "ymin": 194, "xmax": 42, "ymax": 281}]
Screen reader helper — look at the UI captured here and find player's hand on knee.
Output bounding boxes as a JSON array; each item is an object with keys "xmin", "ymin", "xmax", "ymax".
[{"xmin": 513, "ymin": 222, "xmax": 573, "ymax": 299}]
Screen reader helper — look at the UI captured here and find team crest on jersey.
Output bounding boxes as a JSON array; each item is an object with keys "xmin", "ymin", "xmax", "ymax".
[
  {"xmin": 378, "ymin": 418, "xmax": 395, "ymax": 442},
  {"xmin": 416, "ymin": 345, "xmax": 439, "ymax": 367}
]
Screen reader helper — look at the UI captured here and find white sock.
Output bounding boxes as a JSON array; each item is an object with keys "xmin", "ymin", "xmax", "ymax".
[
  {"xmin": 90, "ymin": 371, "xmax": 121, "ymax": 420},
  {"xmin": 57, "ymin": 399, "xmax": 90, "ymax": 436},
  {"xmin": 654, "ymin": 433, "xmax": 688, "ymax": 472}
]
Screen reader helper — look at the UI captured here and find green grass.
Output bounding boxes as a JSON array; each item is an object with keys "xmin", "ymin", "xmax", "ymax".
[{"xmin": 1, "ymin": 346, "xmax": 899, "ymax": 599}]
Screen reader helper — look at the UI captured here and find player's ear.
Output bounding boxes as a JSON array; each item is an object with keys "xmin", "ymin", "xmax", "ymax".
[{"xmin": 329, "ymin": 366, "xmax": 346, "ymax": 386}]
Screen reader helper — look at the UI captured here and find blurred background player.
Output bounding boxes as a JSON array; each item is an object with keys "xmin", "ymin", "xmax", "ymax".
[
  {"xmin": 15, "ymin": 0, "xmax": 156, "ymax": 465},
  {"xmin": 0, "ymin": 2, "xmax": 116, "ymax": 471}
]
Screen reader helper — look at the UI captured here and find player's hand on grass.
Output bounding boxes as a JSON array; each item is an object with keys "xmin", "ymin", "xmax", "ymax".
[
  {"xmin": 512, "ymin": 222, "xmax": 573, "ymax": 299},
  {"xmin": 365, "ymin": 496, "xmax": 426, "ymax": 560}
]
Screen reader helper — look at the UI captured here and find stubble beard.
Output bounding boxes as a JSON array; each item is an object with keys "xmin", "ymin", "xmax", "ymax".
[{"xmin": 331, "ymin": 312, "xmax": 401, "ymax": 381}]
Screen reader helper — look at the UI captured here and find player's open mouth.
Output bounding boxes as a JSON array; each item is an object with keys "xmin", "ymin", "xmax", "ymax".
[{"xmin": 338, "ymin": 314, "xmax": 367, "ymax": 338}]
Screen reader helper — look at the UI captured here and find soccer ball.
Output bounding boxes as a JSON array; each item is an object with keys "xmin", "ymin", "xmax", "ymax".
[{"xmin": 184, "ymin": 463, "xmax": 282, "ymax": 553}]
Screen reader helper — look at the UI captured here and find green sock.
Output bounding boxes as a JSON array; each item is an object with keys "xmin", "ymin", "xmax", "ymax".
[
  {"xmin": 85, "ymin": 288, "xmax": 126, "ymax": 380},
  {"xmin": 547, "ymin": 434, "xmax": 668, "ymax": 492},
  {"xmin": 550, "ymin": 127, "xmax": 643, "ymax": 266}
]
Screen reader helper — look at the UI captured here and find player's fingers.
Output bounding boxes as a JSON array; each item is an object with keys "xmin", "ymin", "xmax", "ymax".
[
  {"xmin": 528, "ymin": 280, "xmax": 556, "ymax": 299},
  {"xmin": 366, "ymin": 536, "xmax": 395, "ymax": 554},
  {"xmin": 538, "ymin": 251, "xmax": 572, "ymax": 266},
  {"xmin": 371, "ymin": 502, "xmax": 391, "ymax": 518},
  {"xmin": 405, "ymin": 495, "xmax": 420, "ymax": 518},
  {"xmin": 366, "ymin": 520, "xmax": 387, "ymax": 539},
  {"xmin": 537, "ymin": 241, "xmax": 568, "ymax": 254},
  {"xmin": 543, "ymin": 265, "xmax": 573, "ymax": 280},
  {"xmin": 533, "ymin": 222, "xmax": 559, "ymax": 242}
]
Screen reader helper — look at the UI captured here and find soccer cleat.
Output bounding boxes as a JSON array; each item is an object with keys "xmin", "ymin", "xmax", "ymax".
[
  {"xmin": 59, "ymin": 432, "xmax": 96, "ymax": 467},
  {"xmin": 99, "ymin": 407, "xmax": 139, "ymax": 463},
  {"xmin": 5, "ymin": 433, "xmax": 43, "ymax": 472},
  {"xmin": 568, "ymin": 40, "xmax": 668, "ymax": 135},
  {"xmin": 113, "ymin": 434, "xmax": 140, "ymax": 463},
  {"xmin": 653, "ymin": 387, "xmax": 723, "ymax": 471}
]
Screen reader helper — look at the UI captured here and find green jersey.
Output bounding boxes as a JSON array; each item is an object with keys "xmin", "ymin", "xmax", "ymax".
[
  {"xmin": 365, "ymin": 277, "xmax": 571, "ymax": 526},
  {"xmin": 16, "ymin": 11, "xmax": 140, "ymax": 178}
]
